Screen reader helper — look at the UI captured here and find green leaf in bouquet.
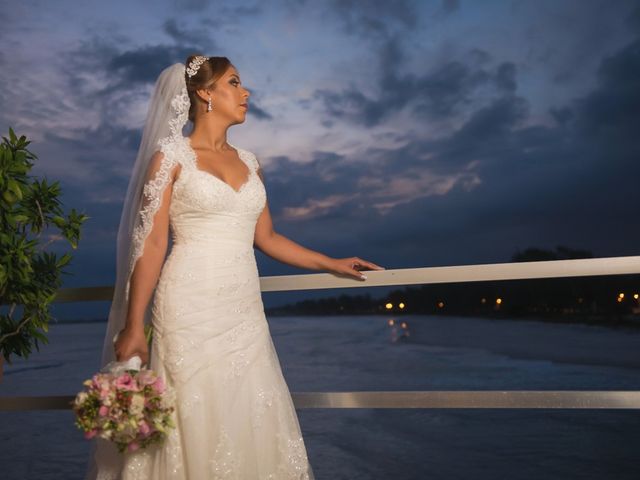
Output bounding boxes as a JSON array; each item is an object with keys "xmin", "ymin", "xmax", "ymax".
[{"xmin": 144, "ymin": 324, "xmax": 154, "ymax": 344}]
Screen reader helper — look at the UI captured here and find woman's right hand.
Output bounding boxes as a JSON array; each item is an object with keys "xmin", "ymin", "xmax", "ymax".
[{"xmin": 114, "ymin": 325, "xmax": 149, "ymax": 365}]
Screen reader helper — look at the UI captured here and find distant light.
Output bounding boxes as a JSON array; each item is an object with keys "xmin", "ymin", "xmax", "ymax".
[
  {"xmin": 399, "ymin": 302, "xmax": 405, "ymax": 309},
  {"xmin": 578, "ymin": 297, "xmax": 583, "ymax": 303},
  {"xmin": 617, "ymin": 297, "xmax": 623, "ymax": 303},
  {"xmin": 496, "ymin": 298, "xmax": 502, "ymax": 305},
  {"xmin": 388, "ymin": 319, "xmax": 395, "ymax": 326},
  {"xmin": 437, "ymin": 301, "xmax": 444, "ymax": 308},
  {"xmin": 618, "ymin": 293, "xmax": 625, "ymax": 299},
  {"xmin": 385, "ymin": 303, "xmax": 393, "ymax": 309},
  {"xmin": 481, "ymin": 298, "xmax": 486, "ymax": 304},
  {"xmin": 400, "ymin": 322, "xmax": 408, "ymax": 329},
  {"xmin": 634, "ymin": 293, "xmax": 639, "ymax": 300}
]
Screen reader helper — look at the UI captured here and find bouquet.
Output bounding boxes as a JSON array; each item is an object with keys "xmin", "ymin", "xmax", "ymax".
[{"xmin": 72, "ymin": 353, "xmax": 175, "ymax": 453}]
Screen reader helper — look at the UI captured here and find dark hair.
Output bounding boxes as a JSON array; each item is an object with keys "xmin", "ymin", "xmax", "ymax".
[{"xmin": 184, "ymin": 55, "xmax": 232, "ymax": 122}]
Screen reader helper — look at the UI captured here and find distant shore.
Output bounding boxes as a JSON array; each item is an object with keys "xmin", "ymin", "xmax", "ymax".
[
  {"xmin": 265, "ymin": 308, "xmax": 640, "ymax": 330},
  {"xmin": 53, "ymin": 311, "xmax": 640, "ymax": 332}
]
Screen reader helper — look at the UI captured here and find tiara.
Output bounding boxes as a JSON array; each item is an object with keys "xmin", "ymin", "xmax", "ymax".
[{"xmin": 186, "ymin": 55, "xmax": 209, "ymax": 78}]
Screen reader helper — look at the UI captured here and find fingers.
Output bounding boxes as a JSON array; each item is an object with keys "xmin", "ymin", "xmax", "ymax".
[
  {"xmin": 116, "ymin": 350, "xmax": 149, "ymax": 364},
  {"xmin": 330, "ymin": 257, "xmax": 386, "ymax": 280},
  {"xmin": 358, "ymin": 261, "xmax": 385, "ymax": 271},
  {"xmin": 114, "ymin": 341, "xmax": 148, "ymax": 364},
  {"xmin": 351, "ymin": 257, "xmax": 385, "ymax": 271},
  {"xmin": 345, "ymin": 260, "xmax": 369, "ymax": 280}
]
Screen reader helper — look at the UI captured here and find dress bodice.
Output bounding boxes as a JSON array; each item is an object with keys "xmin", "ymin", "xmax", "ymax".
[{"xmin": 159, "ymin": 136, "xmax": 267, "ymax": 246}]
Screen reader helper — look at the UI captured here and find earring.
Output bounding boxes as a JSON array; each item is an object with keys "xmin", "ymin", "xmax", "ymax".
[{"xmin": 207, "ymin": 97, "xmax": 212, "ymax": 112}]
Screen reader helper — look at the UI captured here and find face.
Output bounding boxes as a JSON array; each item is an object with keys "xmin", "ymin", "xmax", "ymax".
[{"xmin": 199, "ymin": 65, "xmax": 251, "ymax": 124}]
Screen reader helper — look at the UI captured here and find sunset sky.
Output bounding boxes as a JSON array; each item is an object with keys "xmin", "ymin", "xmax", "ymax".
[{"xmin": 1, "ymin": 0, "xmax": 639, "ymax": 315}]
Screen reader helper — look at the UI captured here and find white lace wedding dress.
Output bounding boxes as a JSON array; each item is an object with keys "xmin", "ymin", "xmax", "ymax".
[{"xmin": 112, "ymin": 135, "xmax": 314, "ymax": 479}]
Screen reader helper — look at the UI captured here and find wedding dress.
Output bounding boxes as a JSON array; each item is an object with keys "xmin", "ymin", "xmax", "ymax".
[{"xmin": 99, "ymin": 134, "xmax": 315, "ymax": 479}]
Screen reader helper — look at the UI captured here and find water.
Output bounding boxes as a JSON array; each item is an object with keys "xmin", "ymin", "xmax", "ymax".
[{"xmin": 1, "ymin": 314, "xmax": 639, "ymax": 479}]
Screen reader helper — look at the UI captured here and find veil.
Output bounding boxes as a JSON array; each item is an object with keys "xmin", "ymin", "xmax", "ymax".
[
  {"xmin": 101, "ymin": 62, "xmax": 189, "ymax": 368},
  {"xmin": 85, "ymin": 62, "xmax": 191, "ymax": 480}
]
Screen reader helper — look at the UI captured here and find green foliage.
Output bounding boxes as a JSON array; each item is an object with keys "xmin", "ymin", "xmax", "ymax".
[{"xmin": 0, "ymin": 127, "xmax": 89, "ymax": 365}]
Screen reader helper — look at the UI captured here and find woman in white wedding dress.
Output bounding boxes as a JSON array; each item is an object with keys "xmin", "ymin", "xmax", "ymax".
[{"xmin": 85, "ymin": 56, "xmax": 383, "ymax": 479}]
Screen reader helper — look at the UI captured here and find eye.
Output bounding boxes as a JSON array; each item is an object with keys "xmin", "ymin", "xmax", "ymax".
[{"xmin": 230, "ymin": 79, "xmax": 240, "ymax": 86}]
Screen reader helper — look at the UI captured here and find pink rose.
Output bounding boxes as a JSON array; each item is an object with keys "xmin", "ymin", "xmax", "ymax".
[
  {"xmin": 128, "ymin": 442, "xmax": 140, "ymax": 452},
  {"xmin": 152, "ymin": 377, "xmax": 165, "ymax": 394},
  {"xmin": 84, "ymin": 429, "xmax": 98, "ymax": 439},
  {"xmin": 139, "ymin": 420, "xmax": 151, "ymax": 437},
  {"xmin": 115, "ymin": 373, "xmax": 136, "ymax": 391},
  {"xmin": 99, "ymin": 405, "xmax": 109, "ymax": 416},
  {"xmin": 92, "ymin": 374, "xmax": 110, "ymax": 391},
  {"xmin": 137, "ymin": 369, "xmax": 155, "ymax": 386}
]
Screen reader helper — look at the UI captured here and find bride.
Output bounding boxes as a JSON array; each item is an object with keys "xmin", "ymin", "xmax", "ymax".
[{"xmin": 85, "ymin": 55, "xmax": 384, "ymax": 479}]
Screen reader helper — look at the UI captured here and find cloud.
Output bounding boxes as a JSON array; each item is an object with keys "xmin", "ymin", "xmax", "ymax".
[
  {"xmin": 245, "ymin": 102, "xmax": 272, "ymax": 120},
  {"xmin": 163, "ymin": 18, "xmax": 214, "ymax": 48},
  {"xmin": 313, "ymin": 36, "xmax": 515, "ymax": 127},
  {"xmin": 265, "ymin": 34, "xmax": 640, "ymax": 267},
  {"xmin": 495, "ymin": 62, "xmax": 517, "ymax": 93},
  {"xmin": 107, "ymin": 45, "xmax": 197, "ymax": 86},
  {"xmin": 441, "ymin": 0, "xmax": 460, "ymax": 14},
  {"xmin": 628, "ymin": 4, "xmax": 640, "ymax": 32},
  {"xmin": 574, "ymin": 37, "xmax": 640, "ymax": 138},
  {"xmin": 169, "ymin": 0, "xmax": 263, "ymax": 17},
  {"xmin": 327, "ymin": 0, "xmax": 419, "ymax": 38},
  {"xmin": 170, "ymin": 0, "xmax": 213, "ymax": 11},
  {"xmin": 449, "ymin": 95, "xmax": 529, "ymax": 149},
  {"xmin": 2, "ymin": 0, "xmax": 638, "ymax": 284}
]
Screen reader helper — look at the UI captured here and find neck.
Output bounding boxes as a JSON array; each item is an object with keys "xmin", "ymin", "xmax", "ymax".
[{"xmin": 189, "ymin": 115, "xmax": 232, "ymax": 151}]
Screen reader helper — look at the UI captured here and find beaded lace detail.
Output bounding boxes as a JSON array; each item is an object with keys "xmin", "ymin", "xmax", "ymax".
[
  {"xmin": 209, "ymin": 428, "xmax": 240, "ymax": 479},
  {"xmin": 172, "ymin": 138, "xmax": 264, "ymax": 215},
  {"xmin": 125, "ymin": 82, "xmax": 190, "ymax": 300},
  {"xmin": 166, "ymin": 87, "xmax": 189, "ymax": 140},
  {"xmin": 118, "ymin": 133, "xmax": 312, "ymax": 479},
  {"xmin": 126, "ymin": 152, "xmax": 178, "ymax": 299}
]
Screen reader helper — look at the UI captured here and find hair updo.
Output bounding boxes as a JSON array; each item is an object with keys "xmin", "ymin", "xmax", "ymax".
[{"xmin": 184, "ymin": 55, "xmax": 232, "ymax": 122}]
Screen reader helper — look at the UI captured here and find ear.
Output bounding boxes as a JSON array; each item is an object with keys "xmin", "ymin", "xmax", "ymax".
[{"xmin": 195, "ymin": 87, "xmax": 212, "ymax": 103}]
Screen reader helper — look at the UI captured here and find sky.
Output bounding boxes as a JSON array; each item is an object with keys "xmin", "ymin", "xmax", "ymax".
[{"xmin": 1, "ymin": 0, "xmax": 639, "ymax": 316}]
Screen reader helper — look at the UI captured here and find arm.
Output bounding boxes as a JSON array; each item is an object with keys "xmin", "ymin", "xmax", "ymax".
[
  {"xmin": 115, "ymin": 152, "xmax": 180, "ymax": 363},
  {"xmin": 252, "ymin": 168, "xmax": 384, "ymax": 280}
]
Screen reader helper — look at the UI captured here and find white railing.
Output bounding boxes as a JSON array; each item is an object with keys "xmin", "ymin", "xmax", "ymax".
[{"xmin": 2, "ymin": 255, "xmax": 640, "ymax": 411}]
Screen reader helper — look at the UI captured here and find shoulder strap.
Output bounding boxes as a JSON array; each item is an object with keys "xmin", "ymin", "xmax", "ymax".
[
  {"xmin": 159, "ymin": 135, "xmax": 197, "ymax": 172},
  {"xmin": 232, "ymin": 145, "xmax": 260, "ymax": 173}
]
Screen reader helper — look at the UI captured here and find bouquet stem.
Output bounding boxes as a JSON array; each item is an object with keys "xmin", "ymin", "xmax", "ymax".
[{"xmin": 144, "ymin": 324, "xmax": 153, "ymax": 345}]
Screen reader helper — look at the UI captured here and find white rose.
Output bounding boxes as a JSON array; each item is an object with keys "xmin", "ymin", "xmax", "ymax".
[
  {"xmin": 75, "ymin": 392, "xmax": 88, "ymax": 405},
  {"xmin": 130, "ymin": 393, "xmax": 145, "ymax": 416}
]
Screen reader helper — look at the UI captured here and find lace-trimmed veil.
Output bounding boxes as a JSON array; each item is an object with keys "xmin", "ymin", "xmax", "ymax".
[
  {"xmin": 86, "ymin": 63, "xmax": 191, "ymax": 479},
  {"xmin": 99, "ymin": 62, "xmax": 190, "ymax": 369}
]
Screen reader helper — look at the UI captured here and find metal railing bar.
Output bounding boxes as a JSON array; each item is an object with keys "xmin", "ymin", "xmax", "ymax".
[
  {"xmin": 259, "ymin": 255, "xmax": 640, "ymax": 292},
  {"xmin": 2, "ymin": 391, "xmax": 639, "ymax": 411},
  {"xmin": 291, "ymin": 391, "xmax": 640, "ymax": 409},
  {"xmin": 51, "ymin": 256, "xmax": 640, "ymax": 303},
  {"xmin": 9, "ymin": 257, "xmax": 638, "ymax": 413}
]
